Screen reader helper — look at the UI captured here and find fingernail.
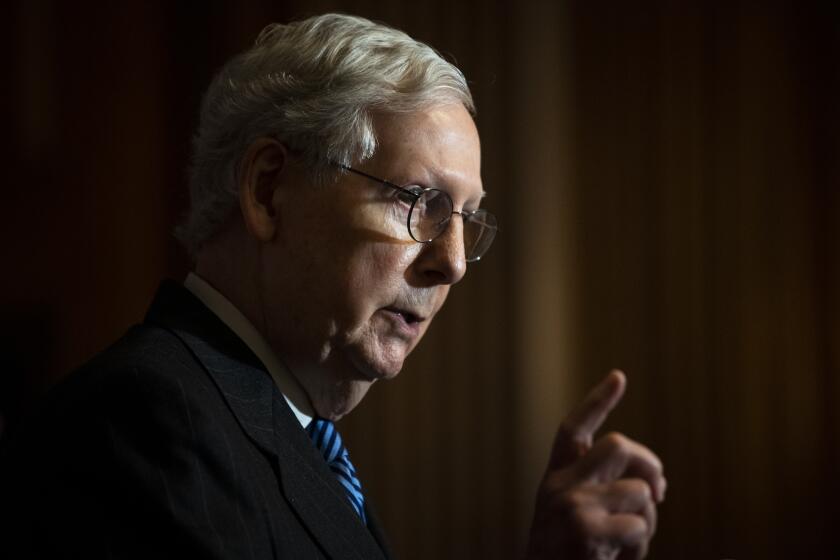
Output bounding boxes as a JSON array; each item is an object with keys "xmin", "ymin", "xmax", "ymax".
[{"xmin": 659, "ymin": 477, "xmax": 667, "ymax": 502}]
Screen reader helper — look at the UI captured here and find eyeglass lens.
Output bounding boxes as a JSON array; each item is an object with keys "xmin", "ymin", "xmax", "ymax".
[
  {"xmin": 410, "ymin": 189, "xmax": 497, "ymax": 262},
  {"xmin": 463, "ymin": 210, "xmax": 497, "ymax": 262},
  {"xmin": 409, "ymin": 189, "xmax": 451, "ymax": 242}
]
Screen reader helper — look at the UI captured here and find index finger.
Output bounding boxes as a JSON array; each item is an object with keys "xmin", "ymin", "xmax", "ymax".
[{"xmin": 549, "ymin": 369, "xmax": 627, "ymax": 470}]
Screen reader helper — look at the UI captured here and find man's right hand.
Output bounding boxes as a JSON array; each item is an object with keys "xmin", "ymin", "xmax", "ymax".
[{"xmin": 525, "ymin": 370, "xmax": 666, "ymax": 560}]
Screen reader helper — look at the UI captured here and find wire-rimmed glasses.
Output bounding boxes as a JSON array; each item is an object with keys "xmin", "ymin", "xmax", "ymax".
[{"xmin": 337, "ymin": 164, "xmax": 497, "ymax": 262}]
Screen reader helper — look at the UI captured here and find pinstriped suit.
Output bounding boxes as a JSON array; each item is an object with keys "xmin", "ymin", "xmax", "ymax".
[{"xmin": 2, "ymin": 281, "xmax": 392, "ymax": 559}]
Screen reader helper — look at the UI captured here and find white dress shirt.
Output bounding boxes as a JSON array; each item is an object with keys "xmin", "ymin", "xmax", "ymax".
[{"xmin": 184, "ymin": 272, "xmax": 313, "ymax": 429}]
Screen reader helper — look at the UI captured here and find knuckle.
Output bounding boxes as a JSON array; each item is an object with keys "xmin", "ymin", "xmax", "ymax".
[
  {"xmin": 566, "ymin": 503, "xmax": 596, "ymax": 536},
  {"xmin": 557, "ymin": 423, "xmax": 587, "ymax": 448},
  {"xmin": 622, "ymin": 478, "xmax": 652, "ymax": 501},
  {"xmin": 637, "ymin": 442, "xmax": 664, "ymax": 473},
  {"xmin": 603, "ymin": 431, "xmax": 630, "ymax": 454},
  {"xmin": 650, "ymin": 452, "xmax": 665, "ymax": 474},
  {"xmin": 544, "ymin": 487, "xmax": 600, "ymax": 538},
  {"xmin": 552, "ymin": 487, "xmax": 588, "ymax": 513},
  {"xmin": 624, "ymin": 514, "xmax": 649, "ymax": 537},
  {"xmin": 636, "ymin": 516, "xmax": 651, "ymax": 536}
]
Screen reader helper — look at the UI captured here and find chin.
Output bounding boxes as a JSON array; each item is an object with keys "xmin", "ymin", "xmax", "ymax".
[
  {"xmin": 350, "ymin": 350, "xmax": 406, "ymax": 382},
  {"xmin": 318, "ymin": 376, "xmax": 376, "ymax": 421},
  {"xmin": 308, "ymin": 343, "xmax": 408, "ymax": 420}
]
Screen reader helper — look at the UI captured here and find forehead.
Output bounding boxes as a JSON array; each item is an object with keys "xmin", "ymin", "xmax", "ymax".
[{"xmin": 368, "ymin": 105, "xmax": 484, "ymax": 203}]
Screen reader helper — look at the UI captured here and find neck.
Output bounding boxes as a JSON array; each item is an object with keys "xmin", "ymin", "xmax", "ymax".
[{"xmin": 194, "ymin": 226, "xmax": 371, "ymax": 422}]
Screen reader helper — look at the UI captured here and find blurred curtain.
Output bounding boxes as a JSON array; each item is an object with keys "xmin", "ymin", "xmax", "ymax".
[
  {"xmin": 563, "ymin": 3, "xmax": 839, "ymax": 558},
  {"xmin": 5, "ymin": 1, "xmax": 838, "ymax": 559}
]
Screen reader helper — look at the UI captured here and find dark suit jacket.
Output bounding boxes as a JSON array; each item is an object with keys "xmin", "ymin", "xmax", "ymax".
[{"xmin": 1, "ymin": 281, "xmax": 392, "ymax": 559}]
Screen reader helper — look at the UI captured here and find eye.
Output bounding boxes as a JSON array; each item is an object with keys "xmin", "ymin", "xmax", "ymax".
[
  {"xmin": 396, "ymin": 185, "xmax": 423, "ymax": 205},
  {"xmin": 388, "ymin": 186, "xmax": 419, "ymax": 224}
]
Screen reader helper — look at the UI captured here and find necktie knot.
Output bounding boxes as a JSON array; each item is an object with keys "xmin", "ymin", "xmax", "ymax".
[{"xmin": 306, "ymin": 418, "xmax": 367, "ymax": 523}]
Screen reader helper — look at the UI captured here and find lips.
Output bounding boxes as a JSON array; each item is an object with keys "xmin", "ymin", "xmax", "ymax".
[
  {"xmin": 383, "ymin": 306, "xmax": 425, "ymax": 325},
  {"xmin": 380, "ymin": 306, "xmax": 427, "ymax": 339}
]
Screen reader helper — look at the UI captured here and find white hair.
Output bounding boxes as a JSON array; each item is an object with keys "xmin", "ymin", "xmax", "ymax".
[{"xmin": 176, "ymin": 13, "xmax": 475, "ymax": 255}]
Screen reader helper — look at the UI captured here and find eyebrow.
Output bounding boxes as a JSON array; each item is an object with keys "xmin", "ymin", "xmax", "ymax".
[
  {"xmin": 424, "ymin": 171, "xmax": 486, "ymax": 201},
  {"xmin": 372, "ymin": 164, "xmax": 485, "ymax": 205}
]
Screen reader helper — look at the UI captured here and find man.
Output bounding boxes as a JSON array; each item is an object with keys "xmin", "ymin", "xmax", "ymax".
[{"xmin": 2, "ymin": 14, "xmax": 664, "ymax": 559}]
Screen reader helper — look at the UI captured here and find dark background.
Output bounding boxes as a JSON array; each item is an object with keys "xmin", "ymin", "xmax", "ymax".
[{"xmin": 3, "ymin": 1, "xmax": 838, "ymax": 558}]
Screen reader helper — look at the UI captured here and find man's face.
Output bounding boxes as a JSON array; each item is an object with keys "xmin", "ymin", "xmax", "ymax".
[{"xmin": 260, "ymin": 104, "xmax": 483, "ymax": 415}]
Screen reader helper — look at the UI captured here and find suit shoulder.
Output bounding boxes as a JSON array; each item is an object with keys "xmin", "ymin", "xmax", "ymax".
[
  {"xmin": 19, "ymin": 325, "xmax": 208, "ymax": 430},
  {"xmin": 86, "ymin": 323, "xmax": 200, "ymax": 379}
]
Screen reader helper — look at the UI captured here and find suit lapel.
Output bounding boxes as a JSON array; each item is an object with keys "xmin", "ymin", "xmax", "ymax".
[
  {"xmin": 364, "ymin": 499, "xmax": 395, "ymax": 558},
  {"xmin": 270, "ymin": 392, "xmax": 389, "ymax": 560},
  {"xmin": 144, "ymin": 281, "xmax": 389, "ymax": 560}
]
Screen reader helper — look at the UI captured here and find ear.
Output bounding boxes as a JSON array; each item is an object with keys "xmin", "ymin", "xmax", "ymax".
[{"xmin": 238, "ymin": 137, "xmax": 288, "ymax": 242}]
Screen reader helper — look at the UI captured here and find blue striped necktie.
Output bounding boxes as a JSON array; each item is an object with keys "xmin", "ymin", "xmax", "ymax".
[{"xmin": 306, "ymin": 418, "xmax": 367, "ymax": 524}]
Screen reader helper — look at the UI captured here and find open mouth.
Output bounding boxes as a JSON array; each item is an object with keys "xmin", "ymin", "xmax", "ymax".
[{"xmin": 384, "ymin": 307, "xmax": 423, "ymax": 325}]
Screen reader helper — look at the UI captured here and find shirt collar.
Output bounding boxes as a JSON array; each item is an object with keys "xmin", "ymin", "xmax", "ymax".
[{"xmin": 184, "ymin": 272, "xmax": 313, "ymax": 428}]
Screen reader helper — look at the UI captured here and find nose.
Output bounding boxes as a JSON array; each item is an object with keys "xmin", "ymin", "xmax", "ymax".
[{"xmin": 415, "ymin": 215, "xmax": 467, "ymax": 286}]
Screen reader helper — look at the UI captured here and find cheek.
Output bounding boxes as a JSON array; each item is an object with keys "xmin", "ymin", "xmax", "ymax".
[
  {"xmin": 345, "ymin": 243, "xmax": 420, "ymax": 309},
  {"xmin": 350, "ymin": 196, "xmax": 415, "ymax": 244},
  {"xmin": 337, "ymin": 207, "xmax": 410, "ymax": 289}
]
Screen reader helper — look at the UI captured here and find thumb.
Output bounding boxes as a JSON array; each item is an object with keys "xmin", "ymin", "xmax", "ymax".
[{"xmin": 548, "ymin": 369, "xmax": 627, "ymax": 470}]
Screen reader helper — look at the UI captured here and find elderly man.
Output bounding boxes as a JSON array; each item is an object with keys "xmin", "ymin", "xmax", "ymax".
[{"xmin": 2, "ymin": 14, "xmax": 664, "ymax": 560}]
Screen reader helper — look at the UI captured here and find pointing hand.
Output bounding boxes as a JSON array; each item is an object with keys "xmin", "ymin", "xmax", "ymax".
[{"xmin": 525, "ymin": 371, "xmax": 666, "ymax": 560}]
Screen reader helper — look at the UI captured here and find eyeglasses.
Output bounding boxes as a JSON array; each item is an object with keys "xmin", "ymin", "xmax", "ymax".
[{"xmin": 337, "ymin": 164, "xmax": 497, "ymax": 262}]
